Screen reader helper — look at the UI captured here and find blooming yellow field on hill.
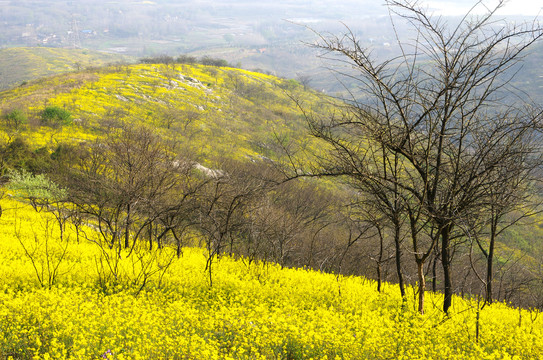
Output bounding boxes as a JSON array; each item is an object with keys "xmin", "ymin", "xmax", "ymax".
[
  {"xmin": 0, "ymin": 196, "xmax": 542, "ymax": 359},
  {"xmin": 0, "ymin": 63, "xmax": 325, "ymax": 164}
]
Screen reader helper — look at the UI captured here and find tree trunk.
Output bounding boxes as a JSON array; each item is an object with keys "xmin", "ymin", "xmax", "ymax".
[
  {"xmin": 148, "ymin": 222, "xmax": 153, "ymax": 251},
  {"xmin": 377, "ymin": 263, "xmax": 382, "ymax": 293},
  {"xmin": 432, "ymin": 247, "xmax": 439, "ymax": 292},
  {"xmin": 376, "ymin": 225, "xmax": 384, "ymax": 293},
  {"xmin": 394, "ymin": 221, "xmax": 406, "ymax": 298},
  {"xmin": 417, "ymin": 259, "xmax": 426, "ymax": 314},
  {"xmin": 171, "ymin": 229, "xmax": 183, "ymax": 258},
  {"xmin": 124, "ymin": 204, "xmax": 131, "ymax": 249},
  {"xmin": 486, "ymin": 225, "xmax": 496, "ymax": 304},
  {"xmin": 441, "ymin": 224, "xmax": 453, "ymax": 313}
]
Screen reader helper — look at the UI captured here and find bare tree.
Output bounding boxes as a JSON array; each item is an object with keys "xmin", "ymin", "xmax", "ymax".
[
  {"xmin": 260, "ymin": 180, "xmax": 337, "ymax": 268},
  {"xmin": 303, "ymin": 0, "xmax": 543, "ymax": 313},
  {"xmin": 296, "ymin": 73, "xmax": 313, "ymax": 90},
  {"xmin": 196, "ymin": 159, "xmax": 276, "ymax": 286},
  {"xmin": 8, "ymin": 170, "xmax": 72, "ymax": 242},
  {"xmin": 65, "ymin": 125, "xmax": 193, "ymax": 253},
  {"xmin": 467, "ymin": 138, "xmax": 543, "ymax": 304}
]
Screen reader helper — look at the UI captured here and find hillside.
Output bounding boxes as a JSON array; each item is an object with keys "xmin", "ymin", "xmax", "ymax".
[
  {"xmin": 0, "ymin": 46, "xmax": 543, "ymax": 358},
  {"xmin": 0, "ymin": 61, "xmax": 354, "ymax": 284},
  {"xmin": 2, "ymin": 0, "xmax": 543, "ymax": 354},
  {"xmin": 1, "ymin": 58, "xmax": 543, "ymax": 305},
  {"xmin": 0, "ymin": 47, "xmax": 130, "ymax": 91},
  {"xmin": 0, "ymin": 61, "xmax": 323, "ymax": 161},
  {"xmin": 1, "ymin": 196, "xmax": 542, "ymax": 359}
]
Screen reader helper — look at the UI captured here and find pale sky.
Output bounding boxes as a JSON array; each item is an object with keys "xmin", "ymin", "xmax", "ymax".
[{"xmin": 425, "ymin": 0, "xmax": 542, "ymax": 16}]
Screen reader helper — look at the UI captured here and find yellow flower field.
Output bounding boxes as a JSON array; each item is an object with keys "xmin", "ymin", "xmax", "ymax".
[
  {"xmin": 0, "ymin": 198, "xmax": 542, "ymax": 359},
  {"xmin": 0, "ymin": 63, "xmax": 330, "ymax": 169}
]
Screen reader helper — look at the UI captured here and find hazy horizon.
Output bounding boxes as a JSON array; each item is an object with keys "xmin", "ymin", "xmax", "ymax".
[{"xmin": 1, "ymin": 0, "xmax": 541, "ymax": 92}]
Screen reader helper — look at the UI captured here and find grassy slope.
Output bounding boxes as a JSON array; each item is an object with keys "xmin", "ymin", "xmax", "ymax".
[
  {"xmin": 1, "ymin": 196, "xmax": 542, "ymax": 359},
  {"xmin": 0, "ymin": 61, "xmax": 327, "ymax": 167},
  {"xmin": 0, "ymin": 47, "xmax": 130, "ymax": 91}
]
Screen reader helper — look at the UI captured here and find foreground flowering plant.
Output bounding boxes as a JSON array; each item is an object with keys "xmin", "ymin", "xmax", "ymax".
[{"xmin": 0, "ymin": 198, "xmax": 541, "ymax": 359}]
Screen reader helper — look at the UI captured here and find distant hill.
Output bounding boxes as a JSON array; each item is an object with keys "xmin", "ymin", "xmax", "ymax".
[
  {"xmin": 512, "ymin": 41, "xmax": 543, "ymax": 104},
  {"xmin": 0, "ymin": 47, "xmax": 131, "ymax": 90}
]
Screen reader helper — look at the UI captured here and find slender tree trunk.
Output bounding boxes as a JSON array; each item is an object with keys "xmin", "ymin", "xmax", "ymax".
[
  {"xmin": 417, "ymin": 259, "xmax": 426, "ymax": 314},
  {"xmin": 441, "ymin": 224, "xmax": 453, "ymax": 313},
  {"xmin": 172, "ymin": 229, "xmax": 183, "ymax": 258},
  {"xmin": 377, "ymin": 263, "xmax": 382, "ymax": 293},
  {"xmin": 208, "ymin": 259, "xmax": 213, "ymax": 287},
  {"xmin": 394, "ymin": 221, "xmax": 406, "ymax": 298},
  {"xmin": 376, "ymin": 225, "xmax": 384, "ymax": 293},
  {"xmin": 432, "ymin": 243, "xmax": 439, "ymax": 292},
  {"xmin": 124, "ymin": 204, "xmax": 131, "ymax": 249},
  {"xmin": 486, "ymin": 255, "xmax": 494, "ymax": 304},
  {"xmin": 59, "ymin": 219, "xmax": 64, "ymax": 242},
  {"xmin": 486, "ymin": 220, "xmax": 497, "ymax": 304},
  {"xmin": 148, "ymin": 222, "xmax": 153, "ymax": 251}
]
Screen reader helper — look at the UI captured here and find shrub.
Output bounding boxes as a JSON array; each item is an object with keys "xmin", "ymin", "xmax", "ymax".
[
  {"xmin": 200, "ymin": 56, "xmax": 229, "ymax": 67},
  {"xmin": 2, "ymin": 109, "xmax": 27, "ymax": 129},
  {"xmin": 0, "ymin": 137, "xmax": 53, "ymax": 175},
  {"xmin": 40, "ymin": 106, "xmax": 72, "ymax": 127},
  {"xmin": 140, "ymin": 54, "xmax": 175, "ymax": 65}
]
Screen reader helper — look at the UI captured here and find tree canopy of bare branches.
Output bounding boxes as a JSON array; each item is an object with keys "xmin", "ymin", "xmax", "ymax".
[{"xmin": 304, "ymin": 0, "xmax": 543, "ymax": 313}]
